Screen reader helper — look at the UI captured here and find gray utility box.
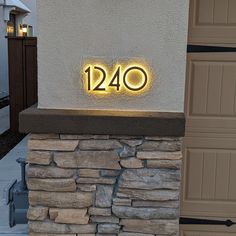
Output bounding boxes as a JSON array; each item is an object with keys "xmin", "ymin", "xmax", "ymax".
[{"xmin": 3, "ymin": 158, "xmax": 29, "ymax": 227}]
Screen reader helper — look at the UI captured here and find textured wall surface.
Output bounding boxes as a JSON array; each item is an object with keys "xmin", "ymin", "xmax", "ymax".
[
  {"xmin": 37, "ymin": 0, "xmax": 189, "ymax": 112},
  {"xmin": 27, "ymin": 133, "xmax": 182, "ymax": 235}
]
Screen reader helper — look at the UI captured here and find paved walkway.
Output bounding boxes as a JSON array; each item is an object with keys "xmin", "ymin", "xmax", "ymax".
[
  {"xmin": 0, "ymin": 106, "xmax": 10, "ymax": 135},
  {"xmin": 0, "ymin": 137, "xmax": 28, "ymax": 235}
]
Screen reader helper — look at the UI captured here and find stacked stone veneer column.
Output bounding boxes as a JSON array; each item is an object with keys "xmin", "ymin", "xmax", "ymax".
[{"xmin": 26, "ymin": 134, "xmax": 182, "ymax": 236}]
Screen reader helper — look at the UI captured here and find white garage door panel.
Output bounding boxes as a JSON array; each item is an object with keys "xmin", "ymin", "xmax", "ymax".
[
  {"xmin": 189, "ymin": 0, "xmax": 236, "ymax": 45},
  {"xmin": 185, "ymin": 53, "xmax": 236, "ymax": 134},
  {"xmin": 182, "ymin": 139, "xmax": 236, "ymax": 218}
]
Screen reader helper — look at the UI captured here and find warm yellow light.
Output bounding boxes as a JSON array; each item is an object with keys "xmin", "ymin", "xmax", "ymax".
[
  {"xmin": 7, "ymin": 24, "xmax": 14, "ymax": 36},
  {"xmin": 82, "ymin": 60, "xmax": 153, "ymax": 96},
  {"xmin": 22, "ymin": 25, "xmax": 27, "ymax": 33},
  {"xmin": 20, "ymin": 24, "xmax": 28, "ymax": 37}
]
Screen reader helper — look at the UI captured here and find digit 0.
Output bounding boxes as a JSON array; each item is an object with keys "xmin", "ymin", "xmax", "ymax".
[{"xmin": 123, "ymin": 66, "xmax": 148, "ymax": 91}]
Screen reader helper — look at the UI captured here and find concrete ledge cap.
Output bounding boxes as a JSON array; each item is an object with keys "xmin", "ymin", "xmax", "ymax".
[{"xmin": 19, "ymin": 105, "xmax": 185, "ymax": 136}]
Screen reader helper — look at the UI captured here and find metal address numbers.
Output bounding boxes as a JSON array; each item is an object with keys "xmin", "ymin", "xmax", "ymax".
[{"xmin": 83, "ymin": 63, "xmax": 150, "ymax": 94}]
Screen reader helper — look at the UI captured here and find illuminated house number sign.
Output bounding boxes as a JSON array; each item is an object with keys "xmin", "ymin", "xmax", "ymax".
[{"xmin": 82, "ymin": 62, "xmax": 151, "ymax": 95}]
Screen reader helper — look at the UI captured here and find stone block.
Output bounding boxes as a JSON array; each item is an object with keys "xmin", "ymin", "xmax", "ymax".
[
  {"xmin": 132, "ymin": 200, "xmax": 179, "ymax": 208},
  {"xmin": 110, "ymin": 135, "xmax": 143, "ymax": 140},
  {"xmin": 96, "ymin": 234, "xmax": 116, "ymax": 236},
  {"xmin": 49, "ymin": 208, "xmax": 89, "ymax": 224},
  {"xmin": 119, "ymin": 233, "xmax": 154, "ymax": 236},
  {"xmin": 54, "ymin": 152, "xmax": 77, "ymax": 168},
  {"xmin": 29, "ymin": 221, "xmax": 96, "ymax": 234},
  {"xmin": 60, "ymin": 134, "xmax": 109, "ymax": 140},
  {"xmin": 29, "ymin": 191, "xmax": 93, "ymax": 208},
  {"xmin": 77, "ymin": 184, "xmax": 97, "ymax": 192},
  {"xmin": 112, "ymin": 206, "xmax": 178, "ymax": 219},
  {"xmin": 80, "ymin": 140, "xmax": 122, "ymax": 150},
  {"xmin": 137, "ymin": 141, "xmax": 181, "ymax": 151},
  {"xmin": 100, "ymin": 170, "xmax": 120, "ymax": 177},
  {"xmin": 69, "ymin": 224, "xmax": 97, "ymax": 234},
  {"xmin": 96, "ymin": 185, "xmax": 113, "ymax": 207},
  {"xmin": 120, "ymin": 219, "xmax": 178, "ymax": 235},
  {"xmin": 89, "ymin": 207, "xmax": 111, "ymax": 216},
  {"xmin": 145, "ymin": 137, "xmax": 182, "ymax": 141},
  {"xmin": 77, "ymin": 235, "xmax": 95, "ymax": 236},
  {"xmin": 97, "ymin": 224, "xmax": 120, "ymax": 234},
  {"xmin": 137, "ymin": 151, "xmax": 182, "ymax": 160},
  {"xmin": 60, "ymin": 134, "xmax": 85, "ymax": 140},
  {"xmin": 76, "ymin": 178, "xmax": 116, "ymax": 185},
  {"xmin": 90, "ymin": 216, "xmax": 119, "ymax": 223},
  {"xmin": 89, "ymin": 135, "xmax": 110, "ymax": 140},
  {"xmin": 117, "ymin": 188, "xmax": 179, "ymax": 201},
  {"xmin": 27, "ymin": 151, "xmax": 52, "ymax": 165},
  {"xmin": 113, "ymin": 198, "xmax": 132, "ymax": 206},
  {"xmin": 119, "ymin": 146, "xmax": 136, "ymax": 158},
  {"xmin": 79, "ymin": 169, "xmax": 100, "ymax": 178},
  {"xmin": 30, "ymin": 234, "xmax": 76, "ymax": 236},
  {"xmin": 27, "ymin": 166, "xmax": 75, "ymax": 178},
  {"xmin": 120, "ymin": 139, "xmax": 143, "ymax": 147},
  {"xmin": 28, "ymin": 139, "xmax": 79, "ymax": 151},
  {"xmin": 120, "ymin": 158, "xmax": 143, "ymax": 169},
  {"xmin": 118, "ymin": 169, "xmax": 180, "ymax": 190},
  {"xmin": 27, "ymin": 178, "xmax": 76, "ymax": 192},
  {"xmin": 147, "ymin": 159, "xmax": 181, "ymax": 169},
  {"xmin": 27, "ymin": 206, "xmax": 48, "ymax": 221},
  {"xmin": 54, "ymin": 151, "xmax": 121, "ymax": 170},
  {"xmin": 30, "ymin": 134, "xmax": 59, "ymax": 140}
]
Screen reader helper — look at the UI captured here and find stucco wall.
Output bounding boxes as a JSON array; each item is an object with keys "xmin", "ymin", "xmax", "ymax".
[{"xmin": 37, "ymin": 0, "xmax": 189, "ymax": 112}]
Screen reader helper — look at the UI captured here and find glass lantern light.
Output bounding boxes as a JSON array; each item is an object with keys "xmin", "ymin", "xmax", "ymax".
[{"xmin": 22, "ymin": 24, "xmax": 28, "ymax": 37}]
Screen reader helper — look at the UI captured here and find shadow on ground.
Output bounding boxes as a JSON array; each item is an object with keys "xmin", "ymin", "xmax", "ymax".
[{"xmin": 0, "ymin": 130, "xmax": 26, "ymax": 160}]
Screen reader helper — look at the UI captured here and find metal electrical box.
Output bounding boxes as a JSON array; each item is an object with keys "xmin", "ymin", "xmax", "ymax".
[{"xmin": 4, "ymin": 158, "xmax": 29, "ymax": 227}]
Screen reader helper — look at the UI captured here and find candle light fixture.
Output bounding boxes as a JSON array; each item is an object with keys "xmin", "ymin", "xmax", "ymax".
[
  {"xmin": 7, "ymin": 22, "xmax": 14, "ymax": 36},
  {"xmin": 22, "ymin": 24, "xmax": 28, "ymax": 37}
]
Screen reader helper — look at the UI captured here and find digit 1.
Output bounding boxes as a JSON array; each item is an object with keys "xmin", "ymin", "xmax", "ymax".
[{"xmin": 85, "ymin": 66, "xmax": 91, "ymax": 91}]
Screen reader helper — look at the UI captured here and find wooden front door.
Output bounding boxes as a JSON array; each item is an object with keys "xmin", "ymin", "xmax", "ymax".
[{"xmin": 181, "ymin": 0, "xmax": 236, "ymax": 234}]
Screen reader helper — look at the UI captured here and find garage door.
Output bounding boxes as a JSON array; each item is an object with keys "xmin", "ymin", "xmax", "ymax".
[
  {"xmin": 181, "ymin": 52, "xmax": 236, "ymax": 234},
  {"xmin": 181, "ymin": 0, "xmax": 236, "ymax": 234}
]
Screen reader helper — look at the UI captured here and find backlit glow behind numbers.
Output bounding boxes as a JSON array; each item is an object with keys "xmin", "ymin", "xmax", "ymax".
[{"xmin": 82, "ymin": 62, "xmax": 152, "ymax": 95}]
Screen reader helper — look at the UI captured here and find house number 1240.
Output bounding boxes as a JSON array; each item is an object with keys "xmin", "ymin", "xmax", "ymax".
[{"xmin": 84, "ymin": 65, "xmax": 149, "ymax": 93}]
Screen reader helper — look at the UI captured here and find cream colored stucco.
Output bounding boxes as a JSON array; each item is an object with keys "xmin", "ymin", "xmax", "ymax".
[{"xmin": 37, "ymin": 0, "xmax": 189, "ymax": 112}]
